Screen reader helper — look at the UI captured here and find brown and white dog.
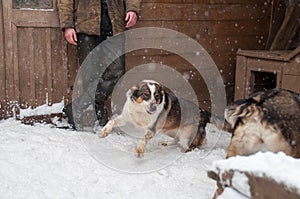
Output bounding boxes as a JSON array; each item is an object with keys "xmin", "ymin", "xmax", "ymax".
[
  {"xmin": 98, "ymin": 80, "xmax": 212, "ymax": 157},
  {"xmin": 225, "ymin": 88, "xmax": 300, "ymax": 158}
]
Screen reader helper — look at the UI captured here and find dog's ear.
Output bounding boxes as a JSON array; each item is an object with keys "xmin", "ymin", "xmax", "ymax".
[
  {"xmin": 161, "ymin": 85, "xmax": 174, "ymax": 96},
  {"xmin": 126, "ymin": 85, "xmax": 138, "ymax": 99},
  {"xmin": 130, "ymin": 85, "xmax": 138, "ymax": 92},
  {"xmin": 129, "ymin": 85, "xmax": 140, "ymax": 102},
  {"xmin": 225, "ymin": 98, "xmax": 261, "ymax": 128},
  {"xmin": 224, "ymin": 99, "xmax": 248, "ymax": 128},
  {"xmin": 159, "ymin": 85, "xmax": 164, "ymax": 94}
]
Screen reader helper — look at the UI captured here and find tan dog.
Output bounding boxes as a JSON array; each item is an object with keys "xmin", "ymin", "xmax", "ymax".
[
  {"xmin": 98, "ymin": 80, "xmax": 212, "ymax": 157},
  {"xmin": 225, "ymin": 88, "xmax": 300, "ymax": 158}
]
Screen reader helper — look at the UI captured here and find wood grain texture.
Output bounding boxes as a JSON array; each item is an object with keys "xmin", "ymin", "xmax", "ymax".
[{"xmin": 0, "ymin": 0, "xmax": 272, "ymax": 116}]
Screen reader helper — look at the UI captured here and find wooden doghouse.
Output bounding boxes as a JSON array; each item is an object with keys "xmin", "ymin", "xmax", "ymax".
[{"xmin": 234, "ymin": 47, "xmax": 300, "ymax": 100}]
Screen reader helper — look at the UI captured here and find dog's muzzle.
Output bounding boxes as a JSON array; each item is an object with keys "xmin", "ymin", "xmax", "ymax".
[{"xmin": 147, "ymin": 103, "xmax": 157, "ymax": 114}]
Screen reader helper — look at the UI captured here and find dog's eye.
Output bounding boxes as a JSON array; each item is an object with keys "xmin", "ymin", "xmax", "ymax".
[
  {"xmin": 142, "ymin": 92, "xmax": 150, "ymax": 98},
  {"xmin": 154, "ymin": 94, "xmax": 160, "ymax": 100}
]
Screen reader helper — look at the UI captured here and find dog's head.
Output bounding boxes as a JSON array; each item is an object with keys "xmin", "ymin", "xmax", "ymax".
[
  {"xmin": 225, "ymin": 91, "xmax": 264, "ymax": 131},
  {"xmin": 128, "ymin": 80, "xmax": 165, "ymax": 115}
]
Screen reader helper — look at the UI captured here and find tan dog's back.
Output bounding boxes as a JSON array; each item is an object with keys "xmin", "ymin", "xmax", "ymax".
[{"xmin": 225, "ymin": 89, "xmax": 300, "ymax": 158}]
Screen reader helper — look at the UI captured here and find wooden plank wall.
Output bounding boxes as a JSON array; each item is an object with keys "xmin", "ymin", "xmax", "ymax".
[
  {"xmin": 0, "ymin": 0, "xmax": 272, "ymax": 118},
  {"xmin": 16, "ymin": 27, "xmax": 71, "ymax": 108},
  {"xmin": 0, "ymin": 0, "xmax": 5, "ymax": 118},
  {"xmin": 5, "ymin": 26, "xmax": 77, "ymax": 112},
  {"xmin": 127, "ymin": 0, "xmax": 271, "ymax": 110},
  {"xmin": 0, "ymin": 0, "xmax": 79, "ymax": 119}
]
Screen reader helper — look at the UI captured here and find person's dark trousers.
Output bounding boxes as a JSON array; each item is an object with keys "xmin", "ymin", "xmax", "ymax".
[
  {"xmin": 63, "ymin": 33, "xmax": 125, "ymax": 129},
  {"xmin": 63, "ymin": 2, "xmax": 125, "ymax": 129},
  {"xmin": 64, "ymin": 34, "xmax": 125, "ymax": 127}
]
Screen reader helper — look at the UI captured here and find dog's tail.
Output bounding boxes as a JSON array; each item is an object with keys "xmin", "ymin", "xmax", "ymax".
[{"xmin": 198, "ymin": 108, "xmax": 224, "ymax": 129}]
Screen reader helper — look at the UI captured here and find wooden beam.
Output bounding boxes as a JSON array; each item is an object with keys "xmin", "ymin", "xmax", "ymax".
[
  {"xmin": 265, "ymin": 0, "xmax": 286, "ymax": 49},
  {"xmin": 270, "ymin": 2, "xmax": 300, "ymax": 50}
]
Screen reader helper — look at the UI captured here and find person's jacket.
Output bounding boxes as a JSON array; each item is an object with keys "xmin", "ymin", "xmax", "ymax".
[{"xmin": 58, "ymin": 0, "xmax": 141, "ymax": 35}]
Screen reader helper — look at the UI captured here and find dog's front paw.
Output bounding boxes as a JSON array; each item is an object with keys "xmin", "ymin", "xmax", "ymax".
[
  {"xmin": 98, "ymin": 127, "xmax": 110, "ymax": 138},
  {"xmin": 135, "ymin": 145, "xmax": 144, "ymax": 158},
  {"xmin": 98, "ymin": 120, "xmax": 115, "ymax": 138}
]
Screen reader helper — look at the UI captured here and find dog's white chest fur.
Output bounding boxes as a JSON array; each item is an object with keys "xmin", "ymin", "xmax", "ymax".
[
  {"xmin": 123, "ymin": 99, "xmax": 162, "ymax": 128},
  {"xmin": 127, "ymin": 102, "xmax": 151, "ymax": 127}
]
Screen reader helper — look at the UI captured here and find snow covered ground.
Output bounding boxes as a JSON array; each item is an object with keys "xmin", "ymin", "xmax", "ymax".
[{"xmin": 0, "ymin": 118, "xmax": 231, "ymax": 199}]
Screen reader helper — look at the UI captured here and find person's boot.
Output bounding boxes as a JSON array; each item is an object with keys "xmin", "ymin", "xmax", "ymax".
[
  {"xmin": 62, "ymin": 102, "xmax": 76, "ymax": 129},
  {"xmin": 63, "ymin": 102, "xmax": 87, "ymax": 130},
  {"xmin": 63, "ymin": 94, "xmax": 97, "ymax": 130},
  {"xmin": 95, "ymin": 103, "xmax": 109, "ymax": 127}
]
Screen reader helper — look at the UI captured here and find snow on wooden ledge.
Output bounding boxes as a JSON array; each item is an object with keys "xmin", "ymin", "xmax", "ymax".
[
  {"xmin": 208, "ymin": 152, "xmax": 300, "ymax": 199},
  {"xmin": 18, "ymin": 101, "xmax": 64, "ymax": 119},
  {"xmin": 17, "ymin": 102, "xmax": 65, "ymax": 126}
]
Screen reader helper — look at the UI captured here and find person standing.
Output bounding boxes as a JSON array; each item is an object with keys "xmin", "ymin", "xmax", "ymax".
[{"xmin": 58, "ymin": 0, "xmax": 141, "ymax": 129}]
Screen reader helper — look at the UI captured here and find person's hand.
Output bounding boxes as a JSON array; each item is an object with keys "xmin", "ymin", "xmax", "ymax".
[
  {"xmin": 125, "ymin": 11, "xmax": 138, "ymax": 28},
  {"xmin": 64, "ymin": 28, "xmax": 77, "ymax": 45}
]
